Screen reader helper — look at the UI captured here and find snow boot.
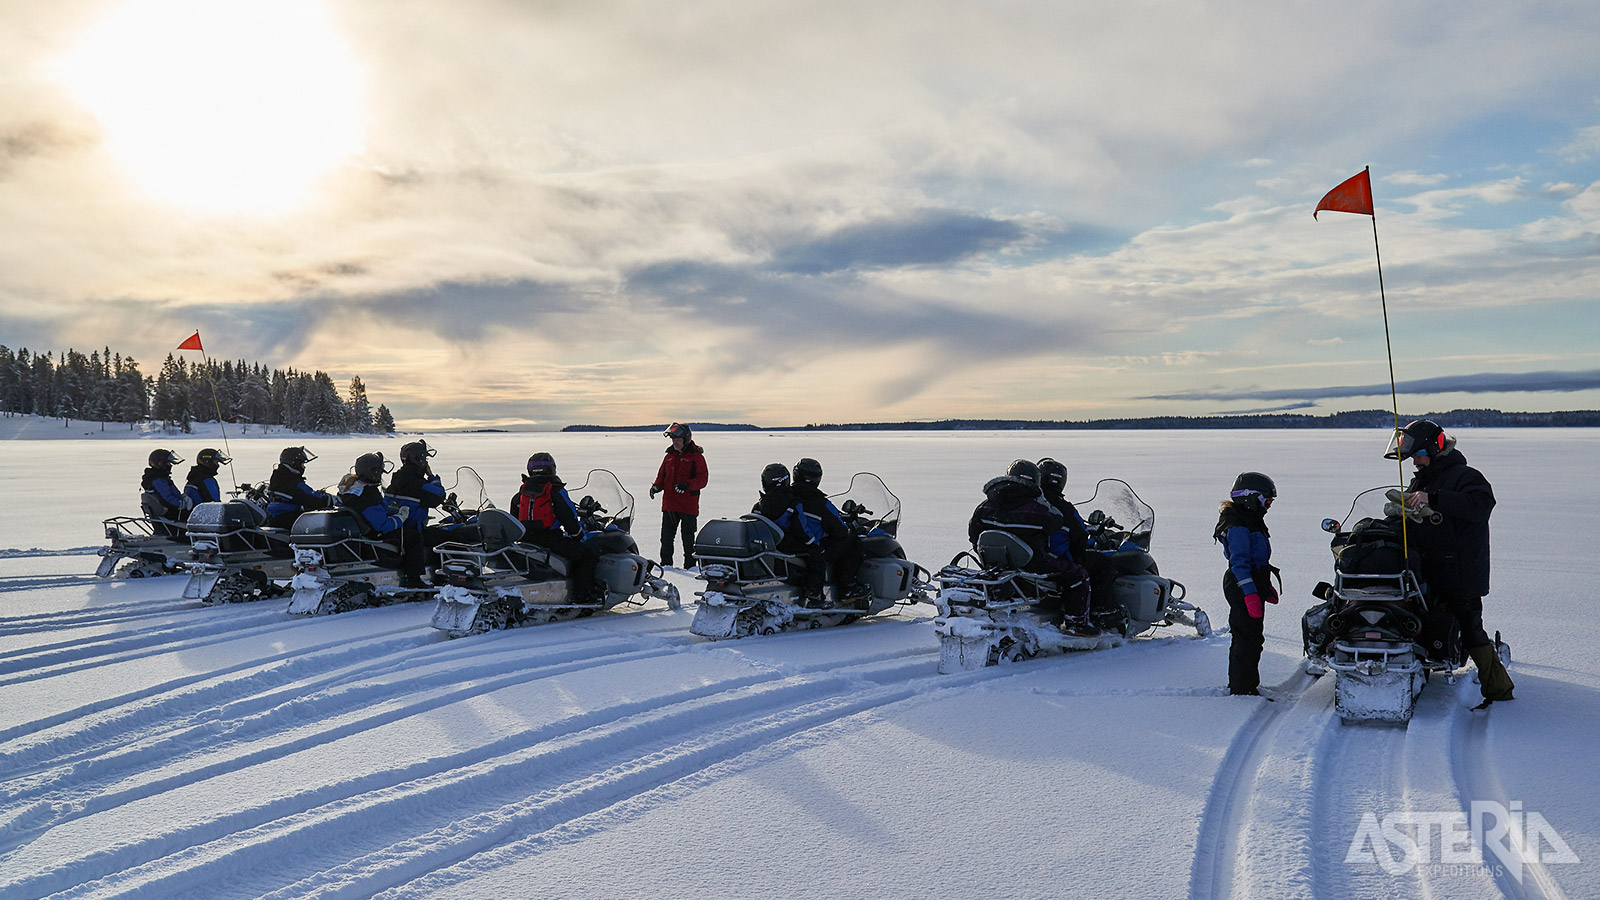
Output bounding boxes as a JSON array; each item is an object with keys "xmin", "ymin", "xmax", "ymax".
[
  {"xmin": 1058, "ymin": 616, "xmax": 1101, "ymax": 639},
  {"xmin": 1469, "ymin": 644, "xmax": 1515, "ymax": 703}
]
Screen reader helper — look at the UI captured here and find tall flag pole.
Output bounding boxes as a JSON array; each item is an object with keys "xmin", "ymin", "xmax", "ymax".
[
  {"xmin": 1315, "ymin": 166, "xmax": 1408, "ymax": 554},
  {"xmin": 176, "ymin": 331, "xmax": 238, "ymax": 490}
]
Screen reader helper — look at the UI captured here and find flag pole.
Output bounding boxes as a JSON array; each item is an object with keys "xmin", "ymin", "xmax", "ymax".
[
  {"xmin": 180, "ymin": 332, "xmax": 238, "ymax": 490},
  {"xmin": 1362, "ymin": 171, "xmax": 1410, "ymax": 560}
]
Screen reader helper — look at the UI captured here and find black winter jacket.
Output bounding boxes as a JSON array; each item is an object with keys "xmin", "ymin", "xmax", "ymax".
[
  {"xmin": 1406, "ymin": 448, "xmax": 1494, "ymax": 597},
  {"xmin": 968, "ymin": 476, "xmax": 1064, "ymax": 562}
]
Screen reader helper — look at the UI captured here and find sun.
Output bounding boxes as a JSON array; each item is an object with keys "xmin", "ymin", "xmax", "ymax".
[{"xmin": 58, "ymin": 0, "xmax": 364, "ymax": 216}]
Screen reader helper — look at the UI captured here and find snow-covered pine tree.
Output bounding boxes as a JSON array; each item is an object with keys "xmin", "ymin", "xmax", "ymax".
[{"xmin": 372, "ymin": 404, "xmax": 396, "ymax": 433}]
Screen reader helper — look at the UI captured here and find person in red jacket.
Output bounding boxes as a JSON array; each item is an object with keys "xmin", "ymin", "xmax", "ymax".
[{"xmin": 649, "ymin": 422, "xmax": 709, "ymax": 568}]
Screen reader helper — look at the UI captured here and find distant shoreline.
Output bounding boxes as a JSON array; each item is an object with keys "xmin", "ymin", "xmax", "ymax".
[{"xmin": 562, "ymin": 408, "xmax": 1600, "ymax": 432}]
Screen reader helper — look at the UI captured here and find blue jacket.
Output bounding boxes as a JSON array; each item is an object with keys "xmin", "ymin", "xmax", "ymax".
[
  {"xmin": 185, "ymin": 467, "xmax": 223, "ymax": 508},
  {"xmin": 141, "ymin": 466, "xmax": 185, "ymax": 519},
  {"xmin": 266, "ymin": 464, "xmax": 334, "ymax": 525},
  {"xmin": 339, "ymin": 480, "xmax": 405, "ymax": 536},
  {"xmin": 386, "ymin": 463, "xmax": 448, "ymax": 531},
  {"xmin": 1217, "ymin": 504, "xmax": 1272, "ymax": 595}
]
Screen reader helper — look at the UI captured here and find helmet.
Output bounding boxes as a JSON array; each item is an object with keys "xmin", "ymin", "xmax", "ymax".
[
  {"xmin": 761, "ymin": 462, "xmax": 791, "ymax": 494},
  {"xmin": 1230, "ymin": 471, "xmax": 1277, "ymax": 515},
  {"xmin": 197, "ymin": 448, "xmax": 230, "ymax": 468},
  {"xmin": 1385, "ymin": 419, "xmax": 1447, "ymax": 460},
  {"xmin": 793, "ymin": 457, "xmax": 823, "ymax": 489},
  {"xmin": 148, "ymin": 448, "xmax": 182, "ymax": 468},
  {"xmin": 664, "ymin": 422, "xmax": 692, "ymax": 441},
  {"xmin": 1006, "ymin": 459, "xmax": 1041, "ymax": 487},
  {"xmin": 526, "ymin": 452, "xmax": 557, "ymax": 478},
  {"xmin": 279, "ymin": 446, "xmax": 316, "ymax": 470},
  {"xmin": 354, "ymin": 452, "xmax": 388, "ymax": 484},
  {"xmin": 399, "ymin": 440, "xmax": 435, "ymax": 466},
  {"xmin": 1037, "ymin": 458, "xmax": 1068, "ymax": 495}
]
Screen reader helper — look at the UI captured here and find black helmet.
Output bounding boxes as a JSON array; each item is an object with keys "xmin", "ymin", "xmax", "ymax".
[
  {"xmin": 400, "ymin": 440, "xmax": 435, "ymax": 466},
  {"xmin": 197, "ymin": 448, "xmax": 230, "ymax": 468},
  {"xmin": 761, "ymin": 462, "xmax": 791, "ymax": 493},
  {"xmin": 793, "ymin": 457, "xmax": 823, "ymax": 489},
  {"xmin": 279, "ymin": 446, "xmax": 316, "ymax": 470},
  {"xmin": 354, "ymin": 452, "xmax": 389, "ymax": 485},
  {"xmin": 664, "ymin": 422, "xmax": 692, "ymax": 440},
  {"xmin": 1006, "ymin": 459, "xmax": 1041, "ymax": 487},
  {"xmin": 526, "ymin": 452, "xmax": 557, "ymax": 478},
  {"xmin": 1037, "ymin": 458, "xmax": 1068, "ymax": 495},
  {"xmin": 1230, "ymin": 471, "xmax": 1277, "ymax": 515},
  {"xmin": 148, "ymin": 448, "xmax": 182, "ymax": 468},
  {"xmin": 1385, "ymin": 419, "xmax": 1447, "ymax": 460}
]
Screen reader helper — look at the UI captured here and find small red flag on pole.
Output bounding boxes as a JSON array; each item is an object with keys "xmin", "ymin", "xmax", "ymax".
[
  {"xmin": 1314, "ymin": 167, "xmax": 1374, "ymax": 220},
  {"xmin": 177, "ymin": 331, "xmax": 204, "ymax": 351}
]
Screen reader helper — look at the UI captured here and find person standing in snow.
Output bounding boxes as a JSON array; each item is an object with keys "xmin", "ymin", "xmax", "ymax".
[
  {"xmin": 648, "ymin": 423, "xmax": 708, "ymax": 569},
  {"xmin": 1388, "ymin": 419, "xmax": 1514, "ymax": 705},
  {"xmin": 1215, "ymin": 472, "xmax": 1278, "ymax": 696}
]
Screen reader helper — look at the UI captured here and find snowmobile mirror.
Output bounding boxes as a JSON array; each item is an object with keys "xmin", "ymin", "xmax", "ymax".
[
  {"xmin": 1087, "ymin": 510, "xmax": 1106, "ymax": 526},
  {"xmin": 1313, "ymin": 581, "xmax": 1335, "ymax": 601},
  {"xmin": 840, "ymin": 499, "xmax": 859, "ymax": 516},
  {"xmin": 1321, "ymin": 518, "xmax": 1340, "ymax": 533}
]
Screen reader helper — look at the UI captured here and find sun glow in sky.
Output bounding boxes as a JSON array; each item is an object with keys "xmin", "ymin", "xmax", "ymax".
[{"xmin": 58, "ymin": 0, "xmax": 364, "ymax": 216}]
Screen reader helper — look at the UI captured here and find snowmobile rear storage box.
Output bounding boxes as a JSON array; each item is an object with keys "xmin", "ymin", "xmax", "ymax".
[
  {"xmin": 290, "ymin": 510, "xmax": 365, "ymax": 545},
  {"xmin": 186, "ymin": 499, "xmax": 266, "ymax": 535},
  {"xmin": 695, "ymin": 516, "xmax": 780, "ymax": 559}
]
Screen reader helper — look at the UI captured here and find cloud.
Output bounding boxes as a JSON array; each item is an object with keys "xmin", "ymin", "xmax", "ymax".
[
  {"xmin": 1557, "ymin": 125, "xmax": 1600, "ymax": 162},
  {"xmin": 769, "ymin": 210, "xmax": 1026, "ymax": 274},
  {"xmin": 1139, "ymin": 369, "xmax": 1600, "ymax": 402}
]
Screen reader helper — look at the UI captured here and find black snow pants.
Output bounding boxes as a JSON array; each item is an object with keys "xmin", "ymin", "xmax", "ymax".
[
  {"xmin": 1223, "ymin": 570, "xmax": 1264, "ymax": 694},
  {"xmin": 660, "ymin": 511, "xmax": 698, "ymax": 568}
]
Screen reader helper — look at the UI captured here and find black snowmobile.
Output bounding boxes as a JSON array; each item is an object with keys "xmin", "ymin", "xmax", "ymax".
[
  {"xmin": 933, "ymin": 478, "xmax": 1208, "ymax": 672},
  {"xmin": 1303, "ymin": 486, "xmax": 1508, "ymax": 725},
  {"xmin": 429, "ymin": 469, "xmax": 680, "ymax": 636},
  {"xmin": 689, "ymin": 473, "xmax": 935, "ymax": 639},
  {"xmin": 96, "ymin": 490, "xmax": 192, "ymax": 579},
  {"xmin": 286, "ymin": 467, "xmax": 486, "ymax": 616}
]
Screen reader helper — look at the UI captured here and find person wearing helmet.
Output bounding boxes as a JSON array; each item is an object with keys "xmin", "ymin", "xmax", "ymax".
[
  {"xmin": 1214, "ymin": 472, "xmax": 1278, "ymax": 696},
  {"xmin": 184, "ymin": 448, "xmax": 232, "ymax": 509},
  {"xmin": 512, "ymin": 453, "xmax": 600, "ymax": 602},
  {"xmin": 141, "ymin": 448, "xmax": 187, "ymax": 536},
  {"xmin": 1036, "ymin": 457, "xmax": 1118, "ymax": 631},
  {"xmin": 969, "ymin": 460, "xmax": 1098, "ymax": 637},
  {"xmin": 339, "ymin": 452, "xmax": 409, "ymax": 541},
  {"xmin": 265, "ymin": 446, "xmax": 334, "ymax": 529},
  {"xmin": 648, "ymin": 423, "xmax": 709, "ymax": 569},
  {"xmin": 385, "ymin": 440, "xmax": 450, "ymax": 587},
  {"xmin": 1387, "ymin": 420, "xmax": 1513, "ymax": 704},
  {"xmin": 751, "ymin": 463, "xmax": 828, "ymax": 601},
  {"xmin": 789, "ymin": 458, "xmax": 867, "ymax": 606}
]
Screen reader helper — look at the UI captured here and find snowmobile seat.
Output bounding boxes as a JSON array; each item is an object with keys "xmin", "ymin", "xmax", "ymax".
[{"xmin": 976, "ymin": 530, "xmax": 1033, "ymax": 569}]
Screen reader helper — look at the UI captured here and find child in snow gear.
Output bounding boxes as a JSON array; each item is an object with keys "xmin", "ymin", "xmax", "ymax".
[
  {"xmin": 1037, "ymin": 457, "xmax": 1117, "ymax": 632},
  {"xmin": 184, "ymin": 448, "xmax": 231, "ymax": 509},
  {"xmin": 1216, "ymin": 472, "xmax": 1278, "ymax": 695},
  {"xmin": 649, "ymin": 423, "xmax": 708, "ymax": 568},
  {"xmin": 1387, "ymin": 420, "xmax": 1514, "ymax": 704},
  {"xmin": 791, "ymin": 457, "xmax": 867, "ymax": 605},
  {"xmin": 385, "ymin": 440, "xmax": 448, "ymax": 587},
  {"xmin": 512, "ymin": 453, "xmax": 599, "ymax": 602},
  {"xmin": 751, "ymin": 462, "xmax": 828, "ymax": 603},
  {"xmin": 266, "ymin": 446, "xmax": 334, "ymax": 529},
  {"xmin": 142, "ymin": 448, "xmax": 187, "ymax": 536},
  {"xmin": 339, "ymin": 452, "xmax": 408, "ymax": 540},
  {"xmin": 968, "ymin": 460, "xmax": 1098, "ymax": 637}
]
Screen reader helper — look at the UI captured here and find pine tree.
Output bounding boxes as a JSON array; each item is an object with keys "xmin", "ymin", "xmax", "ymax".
[
  {"xmin": 372, "ymin": 404, "xmax": 396, "ymax": 433},
  {"xmin": 347, "ymin": 376, "xmax": 373, "ymax": 434}
]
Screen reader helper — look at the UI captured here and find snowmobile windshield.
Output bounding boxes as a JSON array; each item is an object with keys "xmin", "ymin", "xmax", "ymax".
[
  {"xmin": 444, "ymin": 466, "xmax": 490, "ymax": 512},
  {"xmin": 1330, "ymin": 485, "xmax": 1407, "ymax": 536},
  {"xmin": 829, "ymin": 473, "xmax": 901, "ymax": 537},
  {"xmin": 570, "ymin": 469, "xmax": 634, "ymax": 534},
  {"xmin": 1074, "ymin": 479, "xmax": 1155, "ymax": 549}
]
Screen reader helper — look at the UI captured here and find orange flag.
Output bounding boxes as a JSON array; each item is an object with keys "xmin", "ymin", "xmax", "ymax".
[
  {"xmin": 1314, "ymin": 168, "xmax": 1374, "ymax": 220},
  {"xmin": 177, "ymin": 331, "xmax": 203, "ymax": 351}
]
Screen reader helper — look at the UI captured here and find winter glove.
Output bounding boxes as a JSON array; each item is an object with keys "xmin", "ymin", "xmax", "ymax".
[
  {"xmin": 1242, "ymin": 592, "xmax": 1264, "ymax": 618},
  {"xmin": 394, "ymin": 506, "xmax": 411, "ymax": 523},
  {"xmin": 649, "ymin": 486, "xmax": 662, "ymax": 499},
  {"xmin": 1263, "ymin": 585, "xmax": 1279, "ymax": 604},
  {"xmin": 674, "ymin": 482, "xmax": 688, "ymax": 494}
]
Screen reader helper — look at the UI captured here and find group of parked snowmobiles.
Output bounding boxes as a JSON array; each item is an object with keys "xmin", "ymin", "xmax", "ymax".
[{"xmin": 95, "ymin": 434, "xmax": 1512, "ymax": 726}]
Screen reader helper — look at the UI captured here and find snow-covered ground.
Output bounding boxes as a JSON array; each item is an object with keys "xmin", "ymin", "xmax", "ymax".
[{"xmin": 1, "ymin": 428, "xmax": 1595, "ymax": 899}]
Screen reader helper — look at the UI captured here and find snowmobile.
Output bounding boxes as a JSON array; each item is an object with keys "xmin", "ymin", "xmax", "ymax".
[
  {"xmin": 286, "ymin": 467, "xmax": 488, "ymax": 616},
  {"xmin": 933, "ymin": 478, "xmax": 1209, "ymax": 673},
  {"xmin": 180, "ymin": 482, "xmax": 298, "ymax": 604},
  {"xmin": 95, "ymin": 508, "xmax": 191, "ymax": 579},
  {"xmin": 429, "ymin": 469, "xmax": 680, "ymax": 636},
  {"xmin": 689, "ymin": 473, "xmax": 935, "ymax": 640},
  {"xmin": 1302, "ymin": 487, "xmax": 1509, "ymax": 725}
]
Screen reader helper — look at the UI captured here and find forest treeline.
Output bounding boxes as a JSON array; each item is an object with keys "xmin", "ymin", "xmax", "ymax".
[{"xmin": 0, "ymin": 345, "xmax": 395, "ymax": 433}]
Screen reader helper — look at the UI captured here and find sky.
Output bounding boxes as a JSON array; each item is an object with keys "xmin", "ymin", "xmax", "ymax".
[{"xmin": 2, "ymin": 0, "xmax": 1598, "ymax": 430}]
